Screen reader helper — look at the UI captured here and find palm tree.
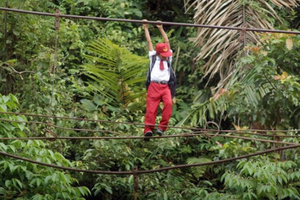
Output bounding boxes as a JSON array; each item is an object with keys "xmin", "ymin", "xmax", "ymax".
[
  {"xmin": 81, "ymin": 38, "xmax": 149, "ymax": 109},
  {"xmin": 179, "ymin": 0, "xmax": 299, "ymax": 127},
  {"xmin": 186, "ymin": 0, "xmax": 298, "ymax": 87}
]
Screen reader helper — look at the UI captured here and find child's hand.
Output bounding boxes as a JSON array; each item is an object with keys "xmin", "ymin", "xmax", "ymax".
[
  {"xmin": 156, "ymin": 20, "xmax": 163, "ymax": 28},
  {"xmin": 142, "ymin": 19, "xmax": 149, "ymax": 29}
]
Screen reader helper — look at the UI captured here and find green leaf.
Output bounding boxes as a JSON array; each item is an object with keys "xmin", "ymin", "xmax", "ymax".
[
  {"xmin": 0, "ymin": 104, "xmax": 7, "ymax": 111},
  {"xmin": 105, "ymin": 186, "xmax": 112, "ymax": 194},
  {"xmin": 0, "ymin": 143, "xmax": 8, "ymax": 151},
  {"xmin": 82, "ymin": 38, "xmax": 148, "ymax": 108},
  {"xmin": 45, "ymin": 176, "xmax": 52, "ymax": 185},
  {"xmin": 78, "ymin": 186, "xmax": 91, "ymax": 196},
  {"xmin": 164, "ymin": 192, "xmax": 168, "ymax": 200},
  {"xmin": 12, "ymin": 178, "xmax": 23, "ymax": 189},
  {"xmin": 5, "ymin": 180, "xmax": 11, "ymax": 188},
  {"xmin": 80, "ymin": 99, "xmax": 97, "ymax": 111}
]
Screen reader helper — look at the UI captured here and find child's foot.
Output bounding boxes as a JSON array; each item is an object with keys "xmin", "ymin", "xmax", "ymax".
[
  {"xmin": 144, "ymin": 131, "xmax": 153, "ymax": 142},
  {"xmin": 156, "ymin": 128, "xmax": 163, "ymax": 136}
]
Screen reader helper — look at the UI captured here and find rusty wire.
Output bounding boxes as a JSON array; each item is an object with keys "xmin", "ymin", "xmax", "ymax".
[
  {"xmin": 0, "ymin": 115, "xmax": 299, "ymax": 150},
  {"xmin": 0, "ymin": 144, "xmax": 299, "ymax": 175},
  {"xmin": 1, "ymin": 112, "xmax": 298, "ymax": 145},
  {"xmin": 1, "ymin": 116, "xmax": 300, "ymax": 142},
  {"xmin": 0, "ymin": 111, "xmax": 299, "ymax": 149},
  {"xmin": 1, "ymin": 6, "xmax": 300, "ymax": 183},
  {"xmin": 0, "ymin": 114, "xmax": 298, "ymax": 145},
  {"xmin": 1, "ymin": 7, "xmax": 300, "ymax": 35},
  {"xmin": 1, "ymin": 111, "xmax": 300, "ymax": 135},
  {"xmin": 1, "ymin": 7, "xmax": 300, "ymax": 136},
  {"xmin": 0, "ymin": 133, "xmax": 297, "ymax": 145}
]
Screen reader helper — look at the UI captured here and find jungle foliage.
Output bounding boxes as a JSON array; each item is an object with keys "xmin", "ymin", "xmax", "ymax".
[{"xmin": 0, "ymin": 0, "xmax": 300, "ymax": 199}]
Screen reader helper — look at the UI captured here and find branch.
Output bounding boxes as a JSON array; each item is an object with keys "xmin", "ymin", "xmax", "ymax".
[{"xmin": 1, "ymin": 62, "xmax": 34, "ymax": 80}]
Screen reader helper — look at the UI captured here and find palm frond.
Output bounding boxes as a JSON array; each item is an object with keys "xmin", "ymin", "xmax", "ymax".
[
  {"xmin": 82, "ymin": 38, "xmax": 149, "ymax": 108},
  {"xmin": 186, "ymin": 0, "xmax": 298, "ymax": 86}
]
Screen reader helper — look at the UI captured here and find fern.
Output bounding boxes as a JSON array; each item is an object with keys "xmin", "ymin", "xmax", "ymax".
[{"xmin": 81, "ymin": 38, "xmax": 149, "ymax": 108}]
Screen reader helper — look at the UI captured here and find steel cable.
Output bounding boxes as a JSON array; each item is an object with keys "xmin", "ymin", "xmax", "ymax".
[
  {"xmin": 0, "ymin": 144, "xmax": 299, "ymax": 175},
  {"xmin": 1, "ymin": 7, "xmax": 300, "ymax": 35}
]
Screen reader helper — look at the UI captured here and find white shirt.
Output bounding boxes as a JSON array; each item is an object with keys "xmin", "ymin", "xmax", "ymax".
[{"xmin": 149, "ymin": 50, "xmax": 173, "ymax": 82}]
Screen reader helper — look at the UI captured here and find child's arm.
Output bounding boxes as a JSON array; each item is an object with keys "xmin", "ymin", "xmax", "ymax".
[
  {"xmin": 143, "ymin": 19, "xmax": 153, "ymax": 51},
  {"xmin": 156, "ymin": 21, "xmax": 170, "ymax": 49}
]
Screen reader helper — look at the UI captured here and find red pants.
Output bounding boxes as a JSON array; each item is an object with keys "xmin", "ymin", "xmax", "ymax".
[{"xmin": 144, "ymin": 82, "xmax": 172, "ymax": 134}]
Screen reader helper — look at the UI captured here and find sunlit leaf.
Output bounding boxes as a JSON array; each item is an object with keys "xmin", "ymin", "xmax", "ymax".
[{"xmin": 286, "ymin": 38, "xmax": 293, "ymax": 50}]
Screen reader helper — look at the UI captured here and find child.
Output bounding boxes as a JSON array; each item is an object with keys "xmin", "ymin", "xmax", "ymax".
[{"xmin": 143, "ymin": 20, "xmax": 176, "ymax": 141}]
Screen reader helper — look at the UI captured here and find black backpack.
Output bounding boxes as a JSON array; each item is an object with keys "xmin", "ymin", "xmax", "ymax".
[{"xmin": 145, "ymin": 55, "xmax": 177, "ymax": 98}]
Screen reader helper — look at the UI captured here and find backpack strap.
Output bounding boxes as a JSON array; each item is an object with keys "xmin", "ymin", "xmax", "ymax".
[
  {"xmin": 145, "ymin": 55, "xmax": 156, "ymax": 90},
  {"xmin": 151, "ymin": 55, "xmax": 156, "ymax": 71},
  {"xmin": 167, "ymin": 59, "xmax": 177, "ymax": 98},
  {"xmin": 145, "ymin": 55, "xmax": 177, "ymax": 98}
]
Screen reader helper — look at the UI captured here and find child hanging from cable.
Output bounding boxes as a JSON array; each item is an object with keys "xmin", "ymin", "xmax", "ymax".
[{"xmin": 142, "ymin": 19, "xmax": 177, "ymax": 141}]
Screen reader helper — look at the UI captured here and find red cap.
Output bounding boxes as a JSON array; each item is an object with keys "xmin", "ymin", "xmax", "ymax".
[{"xmin": 155, "ymin": 43, "xmax": 172, "ymax": 57}]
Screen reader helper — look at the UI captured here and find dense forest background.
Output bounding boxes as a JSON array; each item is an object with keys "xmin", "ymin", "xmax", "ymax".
[{"xmin": 1, "ymin": 0, "xmax": 300, "ymax": 199}]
